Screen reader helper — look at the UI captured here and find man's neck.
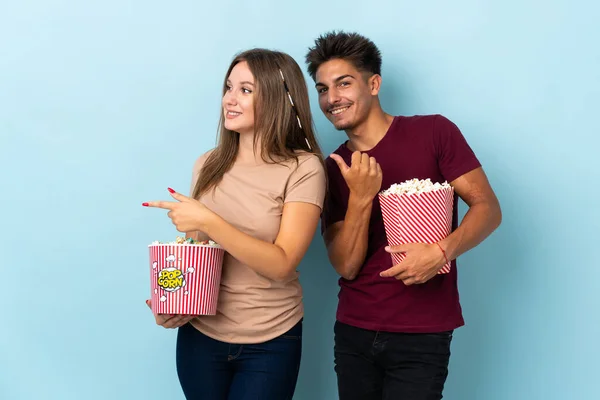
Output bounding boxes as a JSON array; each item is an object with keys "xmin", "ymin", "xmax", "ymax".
[{"xmin": 346, "ymin": 108, "xmax": 395, "ymax": 152}]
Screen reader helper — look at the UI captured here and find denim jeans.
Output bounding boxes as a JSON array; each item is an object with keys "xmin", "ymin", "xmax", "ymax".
[
  {"xmin": 334, "ymin": 321, "xmax": 453, "ymax": 400},
  {"xmin": 176, "ymin": 319, "xmax": 302, "ymax": 400}
]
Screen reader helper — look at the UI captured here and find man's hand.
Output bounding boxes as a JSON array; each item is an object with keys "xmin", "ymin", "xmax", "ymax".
[
  {"xmin": 379, "ymin": 243, "xmax": 447, "ymax": 285},
  {"xmin": 330, "ymin": 151, "xmax": 382, "ymax": 202}
]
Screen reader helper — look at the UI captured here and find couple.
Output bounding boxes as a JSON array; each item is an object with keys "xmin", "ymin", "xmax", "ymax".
[{"xmin": 144, "ymin": 31, "xmax": 502, "ymax": 400}]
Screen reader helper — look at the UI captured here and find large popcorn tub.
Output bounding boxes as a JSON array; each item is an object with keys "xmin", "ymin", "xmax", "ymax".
[
  {"xmin": 149, "ymin": 239, "xmax": 224, "ymax": 315},
  {"xmin": 378, "ymin": 179, "xmax": 454, "ymax": 274}
]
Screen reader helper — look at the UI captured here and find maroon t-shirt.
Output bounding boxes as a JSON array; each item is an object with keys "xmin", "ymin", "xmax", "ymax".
[{"xmin": 322, "ymin": 114, "xmax": 481, "ymax": 333}]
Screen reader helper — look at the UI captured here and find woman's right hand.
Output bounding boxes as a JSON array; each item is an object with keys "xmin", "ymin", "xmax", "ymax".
[{"xmin": 145, "ymin": 299, "xmax": 196, "ymax": 329}]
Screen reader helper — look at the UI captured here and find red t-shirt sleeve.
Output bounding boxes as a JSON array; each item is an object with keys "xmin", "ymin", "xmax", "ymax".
[{"xmin": 434, "ymin": 115, "xmax": 482, "ymax": 182}]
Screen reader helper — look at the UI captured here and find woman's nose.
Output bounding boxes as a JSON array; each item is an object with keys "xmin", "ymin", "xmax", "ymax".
[{"xmin": 223, "ymin": 90, "xmax": 237, "ymax": 106}]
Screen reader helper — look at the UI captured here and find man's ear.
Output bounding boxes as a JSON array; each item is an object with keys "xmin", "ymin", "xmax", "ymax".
[{"xmin": 369, "ymin": 74, "xmax": 382, "ymax": 95}]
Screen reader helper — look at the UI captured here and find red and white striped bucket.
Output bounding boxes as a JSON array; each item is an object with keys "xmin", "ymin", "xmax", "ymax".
[
  {"xmin": 378, "ymin": 187, "xmax": 454, "ymax": 274},
  {"xmin": 149, "ymin": 244, "xmax": 224, "ymax": 315}
]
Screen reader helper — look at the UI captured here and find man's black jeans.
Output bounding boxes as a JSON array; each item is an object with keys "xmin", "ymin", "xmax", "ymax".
[{"xmin": 334, "ymin": 321, "xmax": 453, "ymax": 400}]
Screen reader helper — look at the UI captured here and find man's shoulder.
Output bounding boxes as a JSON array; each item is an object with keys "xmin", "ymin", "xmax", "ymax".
[
  {"xmin": 330, "ymin": 141, "xmax": 349, "ymax": 155},
  {"xmin": 395, "ymin": 113, "xmax": 450, "ymax": 128},
  {"xmin": 324, "ymin": 143, "xmax": 348, "ymax": 165},
  {"xmin": 392, "ymin": 114, "xmax": 462, "ymax": 142},
  {"xmin": 322, "ymin": 145, "xmax": 349, "ymax": 190}
]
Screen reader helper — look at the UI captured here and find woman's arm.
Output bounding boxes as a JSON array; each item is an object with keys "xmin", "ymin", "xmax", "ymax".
[
  {"xmin": 148, "ymin": 154, "xmax": 325, "ymax": 282},
  {"xmin": 202, "ymin": 202, "xmax": 321, "ymax": 282},
  {"xmin": 146, "ymin": 193, "xmax": 321, "ymax": 282}
]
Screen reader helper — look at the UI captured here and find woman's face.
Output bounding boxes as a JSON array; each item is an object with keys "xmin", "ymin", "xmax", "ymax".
[{"xmin": 223, "ymin": 61, "xmax": 255, "ymax": 136}]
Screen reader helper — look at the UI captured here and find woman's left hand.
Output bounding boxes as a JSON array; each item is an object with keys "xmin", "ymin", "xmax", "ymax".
[
  {"xmin": 143, "ymin": 188, "xmax": 214, "ymax": 233},
  {"xmin": 146, "ymin": 300, "xmax": 195, "ymax": 329}
]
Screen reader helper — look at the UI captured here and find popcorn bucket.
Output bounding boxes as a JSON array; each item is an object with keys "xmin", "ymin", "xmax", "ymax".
[
  {"xmin": 149, "ymin": 244, "xmax": 224, "ymax": 315},
  {"xmin": 378, "ymin": 184, "xmax": 454, "ymax": 274}
]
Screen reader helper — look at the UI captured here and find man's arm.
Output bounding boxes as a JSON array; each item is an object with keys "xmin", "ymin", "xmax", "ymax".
[
  {"xmin": 380, "ymin": 167, "xmax": 501, "ymax": 284},
  {"xmin": 324, "ymin": 194, "xmax": 373, "ymax": 280},
  {"xmin": 439, "ymin": 167, "xmax": 502, "ymax": 260},
  {"xmin": 324, "ymin": 151, "xmax": 383, "ymax": 280}
]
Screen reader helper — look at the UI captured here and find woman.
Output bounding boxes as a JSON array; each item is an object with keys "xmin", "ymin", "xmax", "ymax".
[{"xmin": 144, "ymin": 49, "xmax": 326, "ymax": 399}]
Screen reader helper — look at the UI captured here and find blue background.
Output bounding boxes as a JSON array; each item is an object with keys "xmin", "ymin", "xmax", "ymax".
[{"xmin": 1, "ymin": 1, "xmax": 598, "ymax": 399}]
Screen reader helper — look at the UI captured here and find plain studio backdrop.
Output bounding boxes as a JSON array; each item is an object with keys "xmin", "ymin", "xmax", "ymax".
[{"xmin": 1, "ymin": 1, "xmax": 598, "ymax": 399}]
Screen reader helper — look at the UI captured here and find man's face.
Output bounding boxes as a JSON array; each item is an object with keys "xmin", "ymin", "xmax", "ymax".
[{"xmin": 314, "ymin": 58, "xmax": 377, "ymax": 132}]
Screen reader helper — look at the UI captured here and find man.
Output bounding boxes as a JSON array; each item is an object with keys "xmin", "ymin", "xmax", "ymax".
[{"xmin": 305, "ymin": 31, "xmax": 502, "ymax": 400}]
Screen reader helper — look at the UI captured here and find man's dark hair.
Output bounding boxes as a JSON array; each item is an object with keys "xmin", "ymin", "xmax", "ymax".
[{"xmin": 305, "ymin": 31, "xmax": 382, "ymax": 81}]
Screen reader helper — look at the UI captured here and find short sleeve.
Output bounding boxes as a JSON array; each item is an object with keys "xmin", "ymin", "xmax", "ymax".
[
  {"xmin": 434, "ymin": 115, "xmax": 482, "ymax": 183},
  {"xmin": 284, "ymin": 154, "xmax": 326, "ymax": 209},
  {"xmin": 320, "ymin": 155, "xmax": 347, "ymax": 234},
  {"xmin": 189, "ymin": 150, "xmax": 214, "ymax": 197}
]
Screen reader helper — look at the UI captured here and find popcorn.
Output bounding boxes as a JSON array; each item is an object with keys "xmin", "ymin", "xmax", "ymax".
[
  {"xmin": 380, "ymin": 178, "xmax": 451, "ymax": 197},
  {"xmin": 148, "ymin": 237, "xmax": 225, "ymax": 315},
  {"xmin": 379, "ymin": 178, "xmax": 454, "ymax": 274},
  {"xmin": 150, "ymin": 236, "xmax": 220, "ymax": 247}
]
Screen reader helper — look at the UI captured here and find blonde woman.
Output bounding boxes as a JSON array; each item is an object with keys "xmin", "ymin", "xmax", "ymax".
[{"xmin": 144, "ymin": 49, "xmax": 326, "ymax": 400}]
